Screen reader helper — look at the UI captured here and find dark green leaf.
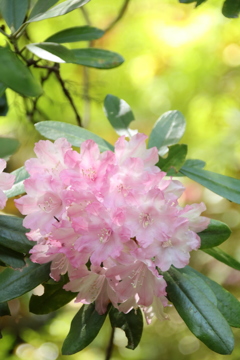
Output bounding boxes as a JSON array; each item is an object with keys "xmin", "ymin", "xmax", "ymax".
[
  {"xmin": 104, "ymin": 94, "xmax": 135, "ymax": 136},
  {"xmin": 71, "ymin": 48, "xmax": 124, "ymax": 69},
  {"xmin": 109, "ymin": 307, "xmax": 143, "ymax": 350},
  {"xmin": 0, "ymin": 244, "xmax": 25, "ymax": 269},
  {"xmin": 203, "ymin": 247, "xmax": 240, "ymax": 271},
  {"xmin": 5, "ymin": 166, "xmax": 29, "ymax": 198},
  {"xmin": 180, "ymin": 166, "xmax": 240, "ymax": 204},
  {"xmin": 0, "ymin": 302, "xmax": 10, "ymax": 316},
  {"xmin": 45, "ymin": 26, "xmax": 104, "ymax": 43},
  {"xmin": 222, "ymin": 0, "xmax": 240, "ymax": 18},
  {"xmin": 148, "ymin": 110, "xmax": 186, "ymax": 156},
  {"xmin": 187, "ymin": 267, "xmax": 240, "ymax": 328},
  {"xmin": 29, "ymin": 280, "xmax": 77, "ymax": 314},
  {"xmin": 29, "ymin": 0, "xmax": 59, "ymax": 19},
  {"xmin": 0, "ymin": 215, "xmax": 33, "ymax": 253},
  {"xmin": 179, "ymin": 0, "xmax": 206, "ymax": 5},
  {"xmin": 183, "ymin": 159, "xmax": 206, "ymax": 169},
  {"xmin": 0, "ymin": 92, "xmax": 8, "ymax": 116},
  {"xmin": 26, "ymin": 42, "xmax": 76, "ymax": 63},
  {"xmin": 28, "ymin": 0, "xmax": 91, "ymax": 22},
  {"xmin": 0, "ymin": 47, "xmax": 42, "ymax": 97},
  {"xmin": 0, "ymin": 82, "xmax": 6, "ymax": 96},
  {"xmin": 0, "ymin": 138, "xmax": 19, "ymax": 158},
  {"xmin": 198, "ymin": 219, "xmax": 231, "ymax": 249},
  {"xmin": 35, "ymin": 121, "xmax": 114, "ymax": 152},
  {"xmin": 164, "ymin": 267, "xmax": 234, "ymax": 354},
  {"xmin": 157, "ymin": 144, "xmax": 187, "ymax": 174},
  {"xmin": 0, "ymin": 260, "xmax": 50, "ymax": 303},
  {"xmin": 0, "ymin": 0, "xmax": 28, "ymax": 31},
  {"xmin": 62, "ymin": 303, "xmax": 109, "ymax": 355}
]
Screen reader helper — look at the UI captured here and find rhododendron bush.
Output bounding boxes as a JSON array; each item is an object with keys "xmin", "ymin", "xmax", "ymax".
[{"xmin": 1, "ymin": 95, "xmax": 240, "ymax": 357}]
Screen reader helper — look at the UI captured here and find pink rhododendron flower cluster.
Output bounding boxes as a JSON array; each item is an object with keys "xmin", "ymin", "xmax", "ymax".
[
  {"xmin": 0, "ymin": 159, "xmax": 15, "ymax": 210},
  {"xmin": 15, "ymin": 134, "xmax": 209, "ymax": 322}
]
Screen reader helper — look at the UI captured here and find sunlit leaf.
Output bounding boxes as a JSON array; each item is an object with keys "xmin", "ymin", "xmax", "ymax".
[
  {"xmin": 29, "ymin": 0, "xmax": 59, "ymax": 19},
  {"xmin": 157, "ymin": 144, "xmax": 187, "ymax": 174},
  {"xmin": 45, "ymin": 26, "xmax": 104, "ymax": 43},
  {"xmin": 35, "ymin": 121, "xmax": 114, "ymax": 152},
  {"xmin": 0, "ymin": 0, "xmax": 28, "ymax": 31},
  {"xmin": 71, "ymin": 48, "xmax": 124, "ymax": 69},
  {"xmin": 26, "ymin": 42, "xmax": 76, "ymax": 63},
  {"xmin": 0, "ymin": 138, "xmax": 19, "ymax": 158},
  {"xmin": 5, "ymin": 166, "xmax": 29, "ymax": 198},
  {"xmin": 203, "ymin": 247, "xmax": 240, "ymax": 271},
  {"xmin": 0, "ymin": 244, "xmax": 25, "ymax": 269},
  {"xmin": 222, "ymin": 0, "xmax": 240, "ymax": 18},
  {"xmin": 62, "ymin": 303, "xmax": 109, "ymax": 355},
  {"xmin": 198, "ymin": 219, "xmax": 231, "ymax": 249}
]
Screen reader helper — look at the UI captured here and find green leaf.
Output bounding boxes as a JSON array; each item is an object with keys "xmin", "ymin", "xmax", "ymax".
[
  {"xmin": 71, "ymin": 48, "xmax": 124, "ymax": 69},
  {"xmin": 0, "ymin": 82, "xmax": 6, "ymax": 96},
  {"xmin": 62, "ymin": 303, "xmax": 109, "ymax": 355},
  {"xmin": 29, "ymin": 279, "xmax": 77, "ymax": 314},
  {"xmin": 164, "ymin": 267, "xmax": 234, "ymax": 354},
  {"xmin": 109, "ymin": 307, "xmax": 143, "ymax": 350},
  {"xmin": 0, "ymin": 92, "xmax": 8, "ymax": 116},
  {"xmin": 187, "ymin": 267, "xmax": 240, "ymax": 328},
  {"xmin": 157, "ymin": 144, "xmax": 187, "ymax": 174},
  {"xmin": 35, "ymin": 121, "xmax": 114, "ymax": 152},
  {"xmin": 179, "ymin": 0, "xmax": 206, "ymax": 5},
  {"xmin": 0, "ymin": 47, "xmax": 42, "ymax": 97},
  {"xmin": 183, "ymin": 159, "xmax": 206, "ymax": 169},
  {"xmin": 180, "ymin": 166, "xmax": 240, "ymax": 204},
  {"xmin": 0, "ymin": 215, "xmax": 33, "ymax": 253},
  {"xmin": 5, "ymin": 166, "xmax": 29, "ymax": 198},
  {"xmin": 198, "ymin": 219, "xmax": 231, "ymax": 249},
  {"xmin": 0, "ymin": 302, "xmax": 10, "ymax": 316},
  {"xmin": 222, "ymin": 0, "xmax": 240, "ymax": 18},
  {"xmin": 0, "ymin": 260, "xmax": 50, "ymax": 303},
  {"xmin": 45, "ymin": 26, "xmax": 105, "ymax": 43},
  {"xmin": 29, "ymin": 0, "xmax": 59, "ymax": 20},
  {"xmin": 104, "ymin": 94, "xmax": 135, "ymax": 136},
  {"xmin": 0, "ymin": 0, "xmax": 28, "ymax": 31},
  {"xmin": 0, "ymin": 244, "xmax": 25, "ymax": 269},
  {"xmin": 148, "ymin": 110, "xmax": 186, "ymax": 156},
  {"xmin": 0, "ymin": 138, "xmax": 19, "ymax": 158},
  {"xmin": 203, "ymin": 247, "xmax": 240, "ymax": 271},
  {"xmin": 28, "ymin": 0, "xmax": 91, "ymax": 22},
  {"xmin": 26, "ymin": 42, "xmax": 76, "ymax": 63}
]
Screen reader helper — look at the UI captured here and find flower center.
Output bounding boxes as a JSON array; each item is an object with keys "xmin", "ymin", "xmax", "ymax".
[
  {"xmin": 98, "ymin": 228, "xmax": 112, "ymax": 243},
  {"xmin": 139, "ymin": 212, "xmax": 153, "ymax": 228},
  {"xmin": 38, "ymin": 193, "xmax": 62, "ymax": 213},
  {"xmin": 82, "ymin": 168, "xmax": 96, "ymax": 180}
]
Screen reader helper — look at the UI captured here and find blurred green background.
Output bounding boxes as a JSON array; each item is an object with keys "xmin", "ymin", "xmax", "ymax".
[{"xmin": 1, "ymin": 0, "xmax": 240, "ymax": 359}]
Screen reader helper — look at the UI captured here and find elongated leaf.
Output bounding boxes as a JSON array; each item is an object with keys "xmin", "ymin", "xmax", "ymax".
[
  {"xmin": 180, "ymin": 166, "xmax": 240, "ymax": 204},
  {"xmin": 28, "ymin": 0, "xmax": 91, "ymax": 22},
  {"xmin": 203, "ymin": 247, "xmax": 240, "ymax": 271},
  {"xmin": 0, "ymin": 0, "xmax": 28, "ymax": 31},
  {"xmin": 109, "ymin": 307, "xmax": 143, "ymax": 350},
  {"xmin": 29, "ymin": 280, "xmax": 77, "ymax": 314},
  {"xmin": 148, "ymin": 110, "xmax": 186, "ymax": 156},
  {"xmin": 0, "ymin": 138, "xmax": 19, "ymax": 158},
  {"xmin": 5, "ymin": 166, "xmax": 29, "ymax": 198},
  {"xmin": 45, "ymin": 26, "xmax": 104, "ymax": 43},
  {"xmin": 0, "ymin": 215, "xmax": 32, "ymax": 253},
  {"xmin": 198, "ymin": 219, "xmax": 231, "ymax": 249},
  {"xmin": 62, "ymin": 303, "xmax": 109, "ymax": 355},
  {"xmin": 26, "ymin": 42, "xmax": 76, "ymax": 63},
  {"xmin": 0, "ymin": 82, "xmax": 6, "ymax": 96},
  {"xmin": 179, "ymin": 0, "xmax": 206, "ymax": 5},
  {"xmin": 0, "ymin": 260, "xmax": 50, "ymax": 303},
  {"xmin": 29, "ymin": 0, "xmax": 59, "ymax": 19},
  {"xmin": 188, "ymin": 267, "xmax": 240, "ymax": 328},
  {"xmin": 104, "ymin": 94, "xmax": 135, "ymax": 137},
  {"xmin": 71, "ymin": 48, "xmax": 124, "ymax": 69},
  {"xmin": 0, "ymin": 47, "xmax": 42, "ymax": 97},
  {"xmin": 35, "ymin": 121, "xmax": 114, "ymax": 152},
  {"xmin": 183, "ymin": 159, "xmax": 206, "ymax": 169},
  {"xmin": 158, "ymin": 144, "xmax": 187, "ymax": 174},
  {"xmin": 0, "ymin": 244, "xmax": 25, "ymax": 269},
  {"xmin": 222, "ymin": 0, "xmax": 240, "ymax": 18},
  {"xmin": 164, "ymin": 267, "xmax": 234, "ymax": 354},
  {"xmin": 0, "ymin": 302, "xmax": 10, "ymax": 316}
]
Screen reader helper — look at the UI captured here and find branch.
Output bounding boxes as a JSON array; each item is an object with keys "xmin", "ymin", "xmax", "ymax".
[
  {"xmin": 104, "ymin": 0, "xmax": 131, "ymax": 33},
  {"xmin": 105, "ymin": 326, "xmax": 115, "ymax": 360}
]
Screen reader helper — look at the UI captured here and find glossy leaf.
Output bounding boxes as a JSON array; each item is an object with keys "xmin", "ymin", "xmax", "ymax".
[
  {"xmin": 0, "ymin": 302, "xmax": 10, "ymax": 317},
  {"xmin": 26, "ymin": 42, "xmax": 76, "ymax": 63},
  {"xmin": 0, "ymin": 215, "xmax": 32, "ymax": 253},
  {"xmin": 0, "ymin": 0, "xmax": 28, "ymax": 31},
  {"xmin": 198, "ymin": 219, "xmax": 231, "ymax": 249},
  {"xmin": 157, "ymin": 144, "xmax": 187, "ymax": 174},
  {"xmin": 203, "ymin": 247, "xmax": 240, "ymax": 271},
  {"xmin": 0, "ymin": 260, "xmax": 50, "ymax": 303},
  {"xmin": 180, "ymin": 166, "xmax": 240, "ymax": 204},
  {"xmin": 35, "ymin": 121, "xmax": 114, "ymax": 152},
  {"xmin": 0, "ymin": 244, "xmax": 25, "ymax": 269},
  {"xmin": 0, "ymin": 138, "xmax": 19, "ymax": 158},
  {"xmin": 164, "ymin": 267, "xmax": 234, "ymax": 354},
  {"xmin": 104, "ymin": 94, "xmax": 135, "ymax": 136},
  {"xmin": 0, "ymin": 47, "xmax": 42, "ymax": 97},
  {"xmin": 222, "ymin": 0, "xmax": 240, "ymax": 18},
  {"xmin": 29, "ymin": 0, "xmax": 59, "ymax": 19},
  {"xmin": 45, "ymin": 26, "xmax": 104, "ymax": 43},
  {"xmin": 62, "ymin": 303, "xmax": 109, "ymax": 355},
  {"xmin": 148, "ymin": 110, "xmax": 186, "ymax": 156},
  {"xmin": 71, "ymin": 48, "xmax": 124, "ymax": 69},
  {"xmin": 5, "ymin": 166, "xmax": 29, "ymax": 198},
  {"xmin": 28, "ymin": 0, "xmax": 91, "ymax": 23},
  {"xmin": 109, "ymin": 307, "xmax": 143, "ymax": 350},
  {"xmin": 0, "ymin": 92, "xmax": 8, "ymax": 116},
  {"xmin": 188, "ymin": 267, "xmax": 240, "ymax": 328}
]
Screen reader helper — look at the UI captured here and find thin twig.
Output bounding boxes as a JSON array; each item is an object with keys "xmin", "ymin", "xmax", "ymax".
[
  {"xmin": 80, "ymin": 6, "xmax": 92, "ymax": 26},
  {"xmin": 105, "ymin": 327, "xmax": 115, "ymax": 360},
  {"xmin": 104, "ymin": 0, "xmax": 131, "ymax": 33}
]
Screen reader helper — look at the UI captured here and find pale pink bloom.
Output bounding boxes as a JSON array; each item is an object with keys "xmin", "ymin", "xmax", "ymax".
[
  {"xmin": 179, "ymin": 202, "xmax": 210, "ymax": 232},
  {"xmin": 0, "ymin": 159, "xmax": 15, "ymax": 209}
]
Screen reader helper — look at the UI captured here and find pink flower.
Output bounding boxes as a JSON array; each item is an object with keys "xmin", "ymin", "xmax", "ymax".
[{"xmin": 0, "ymin": 159, "xmax": 15, "ymax": 210}]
